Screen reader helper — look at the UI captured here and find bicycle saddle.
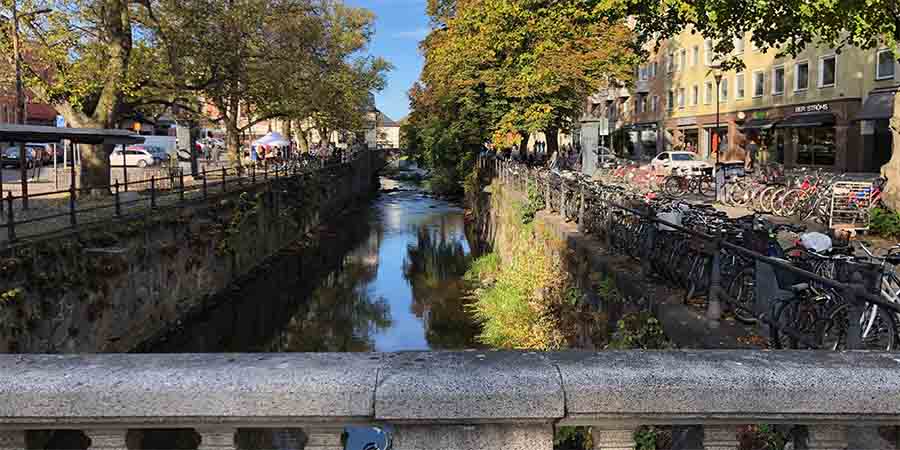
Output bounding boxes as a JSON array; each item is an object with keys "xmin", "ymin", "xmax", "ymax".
[{"xmin": 790, "ymin": 283, "xmax": 810, "ymax": 293}]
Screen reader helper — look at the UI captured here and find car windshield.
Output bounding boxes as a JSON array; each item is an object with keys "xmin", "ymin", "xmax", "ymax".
[{"xmin": 672, "ymin": 153, "xmax": 695, "ymax": 161}]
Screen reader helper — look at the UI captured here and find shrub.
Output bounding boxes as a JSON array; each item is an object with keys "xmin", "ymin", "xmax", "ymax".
[
  {"xmin": 607, "ymin": 312, "xmax": 672, "ymax": 350},
  {"xmin": 870, "ymin": 207, "xmax": 900, "ymax": 239},
  {"xmin": 520, "ymin": 182, "xmax": 546, "ymax": 224}
]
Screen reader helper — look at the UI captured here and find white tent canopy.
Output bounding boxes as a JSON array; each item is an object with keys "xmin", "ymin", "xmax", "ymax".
[{"xmin": 252, "ymin": 131, "xmax": 290, "ymax": 147}]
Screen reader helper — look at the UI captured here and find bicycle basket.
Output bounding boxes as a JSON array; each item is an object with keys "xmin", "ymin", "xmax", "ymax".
[{"xmin": 772, "ymin": 260, "xmax": 806, "ymax": 290}]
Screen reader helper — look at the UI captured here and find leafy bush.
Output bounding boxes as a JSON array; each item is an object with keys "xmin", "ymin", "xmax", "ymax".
[
  {"xmin": 870, "ymin": 207, "xmax": 900, "ymax": 238},
  {"xmin": 607, "ymin": 312, "xmax": 671, "ymax": 350},
  {"xmin": 520, "ymin": 182, "xmax": 546, "ymax": 224}
]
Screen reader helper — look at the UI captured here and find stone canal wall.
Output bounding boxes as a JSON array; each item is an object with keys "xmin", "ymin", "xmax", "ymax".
[
  {"xmin": 468, "ymin": 172, "xmax": 681, "ymax": 349},
  {"xmin": 0, "ymin": 152, "xmax": 383, "ymax": 353}
]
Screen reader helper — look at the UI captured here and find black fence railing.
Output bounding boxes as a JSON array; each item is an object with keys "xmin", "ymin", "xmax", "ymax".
[
  {"xmin": 484, "ymin": 155, "xmax": 900, "ymax": 351},
  {"xmin": 0, "ymin": 152, "xmax": 372, "ymax": 246}
]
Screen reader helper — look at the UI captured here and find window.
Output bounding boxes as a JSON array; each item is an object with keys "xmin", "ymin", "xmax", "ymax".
[
  {"xmin": 733, "ymin": 36, "xmax": 744, "ymax": 54},
  {"xmin": 720, "ymin": 78, "xmax": 728, "ymax": 102},
  {"xmin": 692, "ymin": 85, "xmax": 699, "ymax": 105},
  {"xmin": 639, "ymin": 65, "xmax": 648, "ymax": 81},
  {"xmin": 819, "ymin": 55, "xmax": 836, "ymax": 87},
  {"xmin": 796, "ymin": 127, "xmax": 836, "ymax": 166},
  {"xmin": 877, "ymin": 49, "xmax": 896, "ymax": 80},
  {"xmin": 668, "ymin": 52, "xmax": 675, "ymax": 72},
  {"xmin": 692, "ymin": 46, "xmax": 699, "ymax": 67},
  {"xmin": 773, "ymin": 65, "xmax": 785, "ymax": 95},
  {"xmin": 678, "ymin": 87, "xmax": 685, "ymax": 108},
  {"xmin": 679, "ymin": 49, "xmax": 687, "ymax": 71},
  {"xmin": 650, "ymin": 62, "xmax": 657, "ymax": 78},
  {"xmin": 652, "ymin": 95, "xmax": 659, "ymax": 112},
  {"xmin": 704, "ymin": 39, "xmax": 713, "ymax": 65},
  {"xmin": 753, "ymin": 70, "xmax": 765, "ymax": 97},
  {"xmin": 795, "ymin": 61, "xmax": 809, "ymax": 91},
  {"xmin": 735, "ymin": 73, "xmax": 745, "ymax": 99},
  {"xmin": 667, "ymin": 90, "xmax": 675, "ymax": 110},
  {"xmin": 704, "ymin": 81, "xmax": 713, "ymax": 104}
]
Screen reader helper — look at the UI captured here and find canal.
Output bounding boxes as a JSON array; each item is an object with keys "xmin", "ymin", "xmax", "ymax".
[{"xmin": 140, "ymin": 164, "xmax": 480, "ymax": 354}]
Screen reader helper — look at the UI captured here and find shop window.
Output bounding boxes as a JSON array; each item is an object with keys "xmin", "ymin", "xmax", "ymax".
[
  {"xmin": 705, "ymin": 82, "xmax": 713, "ymax": 104},
  {"xmin": 692, "ymin": 85, "xmax": 699, "ymax": 106},
  {"xmin": 773, "ymin": 65, "xmax": 785, "ymax": 95},
  {"xmin": 795, "ymin": 61, "xmax": 809, "ymax": 91},
  {"xmin": 795, "ymin": 127, "xmax": 836, "ymax": 166},
  {"xmin": 876, "ymin": 49, "xmax": 896, "ymax": 80},
  {"xmin": 819, "ymin": 55, "xmax": 836, "ymax": 87},
  {"xmin": 753, "ymin": 71, "xmax": 765, "ymax": 97},
  {"xmin": 735, "ymin": 73, "xmax": 745, "ymax": 99}
]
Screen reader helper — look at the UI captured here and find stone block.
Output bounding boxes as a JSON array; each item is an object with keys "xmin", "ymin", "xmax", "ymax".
[
  {"xmin": 552, "ymin": 351, "xmax": 900, "ymax": 420},
  {"xmin": 0, "ymin": 353, "xmax": 382, "ymax": 419},
  {"xmin": 375, "ymin": 352, "xmax": 564, "ymax": 421}
]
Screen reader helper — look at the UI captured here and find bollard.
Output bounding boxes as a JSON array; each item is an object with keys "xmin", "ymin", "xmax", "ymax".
[
  {"xmin": 6, "ymin": 192, "xmax": 15, "ymax": 242},
  {"xmin": 179, "ymin": 168, "xmax": 185, "ymax": 202},
  {"xmin": 68, "ymin": 182, "xmax": 76, "ymax": 227},
  {"xmin": 150, "ymin": 176, "xmax": 157, "ymax": 209},
  {"xmin": 202, "ymin": 167, "xmax": 208, "ymax": 200},
  {"xmin": 114, "ymin": 180, "xmax": 121, "ymax": 216},
  {"xmin": 705, "ymin": 235, "xmax": 724, "ymax": 329}
]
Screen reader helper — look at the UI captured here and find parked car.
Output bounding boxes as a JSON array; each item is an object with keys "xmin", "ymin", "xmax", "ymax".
[
  {"xmin": 1, "ymin": 147, "xmax": 37, "ymax": 169},
  {"xmin": 649, "ymin": 151, "xmax": 712, "ymax": 175},
  {"xmin": 144, "ymin": 145, "xmax": 171, "ymax": 162},
  {"xmin": 109, "ymin": 147, "xmax": 158, "ymax": 168}
]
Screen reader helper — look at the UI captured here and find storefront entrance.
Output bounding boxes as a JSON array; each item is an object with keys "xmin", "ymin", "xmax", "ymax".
[
  {"xmin": 682, "ymin": 129, "xmax": 699, "ymax": 154},
  {"xmin": 795, "ymin": 126, "xmax": 837, "ymax": 166}
]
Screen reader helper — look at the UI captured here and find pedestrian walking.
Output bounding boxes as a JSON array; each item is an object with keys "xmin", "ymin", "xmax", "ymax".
[{"xmin": 745, "ymin": 135, "xmax": 759, "ymax": 172}]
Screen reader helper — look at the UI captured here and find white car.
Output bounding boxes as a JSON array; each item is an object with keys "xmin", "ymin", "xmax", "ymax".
[
  {"xmin": 109, "ymin": 147, "xmax": 158, "ymax": 168},
  {"xmin": 649, "ymin": 151, "xmax": 712, "ymax": 175}
]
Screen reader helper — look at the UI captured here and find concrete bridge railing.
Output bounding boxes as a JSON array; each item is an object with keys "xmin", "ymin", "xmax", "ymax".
[{"xmin": 2, "ymin": 351, "xmax": 900, "ymax": 449}]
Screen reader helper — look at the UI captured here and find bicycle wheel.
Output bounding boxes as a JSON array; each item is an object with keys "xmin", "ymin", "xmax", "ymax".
[
  {"xmin": 726, "ymin": 267, "xmax": 757, "ymax": 324},
  {"xmin": 664, "ymin": 176, "xmax": 687, "ymax": 197},
  {"xmin": 697, "ymin": 177, "xmax": 715, "ymax": 197},
  {"xmin": 822, "ymin": 302, "xmax": 897, "ymax": 351}
]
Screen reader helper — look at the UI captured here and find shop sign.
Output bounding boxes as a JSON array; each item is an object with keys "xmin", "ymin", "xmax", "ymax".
[
  {"xmin": 676, "ymin": 117, "xmax": 697, "ymax": 126},
  {"xmin": 752, "ymin": 111, "xmax": 767, "ymax": 119},
  {"xmin": 795, "ymin": 103, "xmax": 829, "ymax": 113}
]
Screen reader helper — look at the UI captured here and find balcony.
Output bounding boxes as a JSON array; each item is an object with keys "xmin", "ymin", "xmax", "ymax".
[{"xmin": 1, "ymin": 351, "xmax": 898, "ymax": 449}]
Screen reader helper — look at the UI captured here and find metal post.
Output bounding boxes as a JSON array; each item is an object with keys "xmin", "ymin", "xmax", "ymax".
[
  {"xmin": 706, "ymin": 236, "xmax": 723, "ymax": 328},
  {"xmin": 202, "ymin": 167, "xmax": 208, "ymax": 200},
  {"xmin": 150, "ymin": 176, "xmax": 157, "ymax": 209},
  {"xmin": 114, "ymin": 180, "xmax": 121, "ymax": 216},
  {"xmin": 6, "ymin": 192, "xmax": 15, "ymax": 242},
  {"xmin": 17, "ymin": 142, "xmax": 27, "ymax": 210},
  {"xmin": 179, "ymin": 168, "xmax": 185, "ymax": 202},
  {"xmin": 122, "ymin": 148, "xmax": 128, "ymax": 191},
  {"xmin": 252, "ymin": 164, "xmax": 256, "ymax": 184},
  {"xmin": 68, "ymin": 181, "xmax": 76, "ymax": 226},
  {"xmin": 713, "ymin": 72, "xmax": 723, "ymax": 203}
]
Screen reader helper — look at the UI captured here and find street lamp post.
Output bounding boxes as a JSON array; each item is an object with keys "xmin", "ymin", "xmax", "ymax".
[{"xmin": 711, "ymin": 65, "xmax": 724, "ymax": 202}]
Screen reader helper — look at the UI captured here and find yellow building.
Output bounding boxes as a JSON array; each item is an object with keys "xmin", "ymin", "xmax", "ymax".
[{"xmin": 613, "ymin": 31, "xmax": 899, "ymax": 172}]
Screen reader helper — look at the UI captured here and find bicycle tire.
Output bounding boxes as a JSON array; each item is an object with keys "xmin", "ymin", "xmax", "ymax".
[{"xmin": 727, "ymin": 267, "xmax": 758, "ymax": 324}]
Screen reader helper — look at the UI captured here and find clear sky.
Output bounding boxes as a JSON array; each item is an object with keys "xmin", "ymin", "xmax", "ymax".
[{"xmin": 347, "ymin": 0, "xmax": 430, "ymax": 122}]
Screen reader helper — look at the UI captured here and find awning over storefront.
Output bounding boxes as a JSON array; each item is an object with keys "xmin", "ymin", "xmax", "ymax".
[
  {"xmin": 854, "ymin": 89, "xmax": 897, "ymax": 121},
  {"xmin": 775, "ymin": 112, "xmax": 835, "ymax": 128},
  {"xmin": 738, "ymin": 118, "xmax": 777, "ymax": 130}
]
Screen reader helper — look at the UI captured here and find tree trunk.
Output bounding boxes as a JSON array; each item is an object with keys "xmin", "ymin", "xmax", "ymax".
[
  {"xmin": 546, "ymin": 128, "xmax": 559, "ymax": 156},
  {"xmin": 80, "ymin": 143, "xmax": 114, "ymax": 195},
  {"xmin": 880, "ymin": 87, "xmax": 900, "ymax": 211},
  {"xmin": 295, "ymin": 120, "xmax": 310, "ymax": 153},
  {"xmin": 225, "ymin": 112, "xmax": 242, "ymax": 164},
  {"xmin": 518, "ymin": 131, "xmax": 529, "ymax": 155}
]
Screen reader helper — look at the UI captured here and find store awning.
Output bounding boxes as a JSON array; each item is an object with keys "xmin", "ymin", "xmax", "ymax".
[
  {"xmin": 0, "ymin": 124, "xmax": 145, "ymax": 145},
  {"xmin": 854, "ymin": 89, "xmax": 897, "ymax": 121},
  {"xmin": 738, "ymin": 118, "xmax": 777, "ymax": 130},
  {"xmin": 775, "ymin": 112, "xmax": 836, "ymax": 128}
]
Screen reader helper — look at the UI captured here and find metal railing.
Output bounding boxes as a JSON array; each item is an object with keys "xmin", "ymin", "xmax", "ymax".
[
  {"xmin": 0, "ymin": 153, "xmax": 371, "ymax": 247},
  {"xmin": 485, "ymin": 155, "xmax": 900, "ymax": 351}
]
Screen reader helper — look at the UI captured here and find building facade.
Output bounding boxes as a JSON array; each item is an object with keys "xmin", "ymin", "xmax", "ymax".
[{"xmin": 604, "ymin": 32, "xmax": 899, "ymax": 172}]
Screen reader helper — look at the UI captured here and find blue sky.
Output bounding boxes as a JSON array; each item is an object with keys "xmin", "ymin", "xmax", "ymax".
[{"xmin": 347, "ymin": 0, "xmax": 430, "ymax": 122}]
